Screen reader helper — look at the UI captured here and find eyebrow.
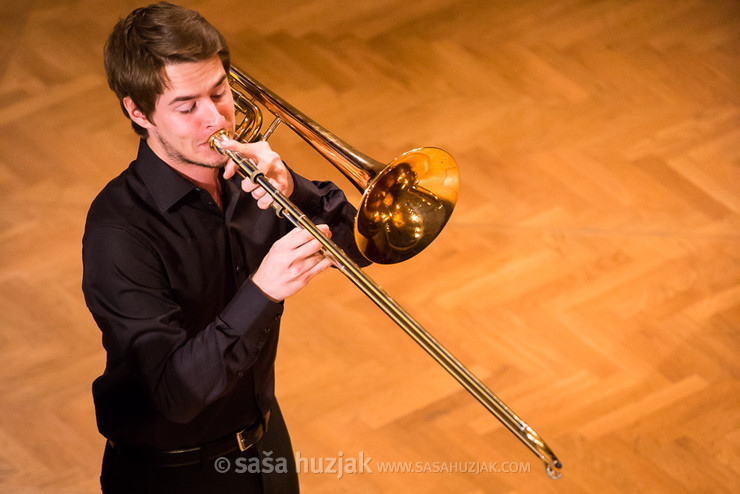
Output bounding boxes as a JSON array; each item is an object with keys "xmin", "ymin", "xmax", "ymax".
[{"xmin": 167, "ymin": 74, "xmax": 229, "ymax": 106}]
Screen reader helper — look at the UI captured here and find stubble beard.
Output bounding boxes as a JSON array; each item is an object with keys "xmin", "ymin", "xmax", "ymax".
[{"xmin": 155, "ymin": 132, "xmax": 228, "ymax": 170}]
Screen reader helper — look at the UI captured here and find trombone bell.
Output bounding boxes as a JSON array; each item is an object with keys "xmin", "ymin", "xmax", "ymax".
[{"xmin": 357, "ymin": 147, "xmax": 458, "ymax": 263}]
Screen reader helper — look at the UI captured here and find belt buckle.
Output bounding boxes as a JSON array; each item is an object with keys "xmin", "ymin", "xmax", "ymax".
[
  {"xmin": 236, "ymin": 411, "xmax": 270, "ymax": 452},
  {"xmin": 236, "ymin": 429, "xmax": 251, "ymax": 452}
]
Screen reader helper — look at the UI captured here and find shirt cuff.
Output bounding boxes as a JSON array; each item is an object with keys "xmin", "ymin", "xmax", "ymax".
[{"xmin": 219, "ymin": 278, "xmax": 284, "ymax": 336}]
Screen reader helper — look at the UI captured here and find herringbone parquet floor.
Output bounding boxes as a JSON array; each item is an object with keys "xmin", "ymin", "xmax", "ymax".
[{"xmin": 1, "ymin": 0, "xmax": 738, "ymax": 492}]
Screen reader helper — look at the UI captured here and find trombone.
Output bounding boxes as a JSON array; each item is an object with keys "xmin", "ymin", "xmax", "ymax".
[{"xmin": 209, "ymin": 66, "xmax": 563, "ymax": 479}]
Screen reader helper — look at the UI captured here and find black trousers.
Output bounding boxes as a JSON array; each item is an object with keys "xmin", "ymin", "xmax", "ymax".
[{"xmin": 100, "ymin": 404, "xmax": 299, "ymax": 493}]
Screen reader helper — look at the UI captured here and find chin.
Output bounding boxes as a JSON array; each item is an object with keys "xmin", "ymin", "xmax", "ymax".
[
  {"xmin": 197, "ymin": 145, "xmax": 226, "ymax": 166},
  {"xmin": 200, "ymin": 156, "xmax": 229, "ymax": 169}
]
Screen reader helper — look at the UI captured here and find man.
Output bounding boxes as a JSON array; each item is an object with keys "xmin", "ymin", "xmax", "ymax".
[{"xmin": 82, "ymin": 2, "xmax": 367, "ymax": 492}]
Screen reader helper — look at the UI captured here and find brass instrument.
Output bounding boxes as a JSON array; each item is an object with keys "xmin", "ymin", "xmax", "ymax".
[{"xmin": 209, "ymin": 66, "xmax": 562, "ymax": 479}]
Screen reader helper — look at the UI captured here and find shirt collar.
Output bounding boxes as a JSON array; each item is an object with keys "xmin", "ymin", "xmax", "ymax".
[{"xmin": 133, "ymin": 139, "xmax": 200, "ymax": 212}]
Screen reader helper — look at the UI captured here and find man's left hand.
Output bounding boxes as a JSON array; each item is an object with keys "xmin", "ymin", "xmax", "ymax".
[{"xmin": 221, "ymin": 138, "xmax": 295, "ymax": 208}]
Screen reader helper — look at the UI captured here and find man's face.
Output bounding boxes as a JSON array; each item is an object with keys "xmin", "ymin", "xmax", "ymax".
[{"xmin": 143, "ymin": 55, "xmax": 236, "ymax": 169}]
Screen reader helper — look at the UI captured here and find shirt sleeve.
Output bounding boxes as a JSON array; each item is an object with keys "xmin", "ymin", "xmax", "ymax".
[
  {"xmin": 82, "ymin": 224, "xmax": 283, "ymax": 424},
  {"xmin": 288, "ymin": 170, "xmax": 371, "ymax": 267}
]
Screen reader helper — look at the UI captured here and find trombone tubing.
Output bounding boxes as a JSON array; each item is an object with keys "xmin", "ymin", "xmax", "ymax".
[{"xmin": 210, "ymin": 133, "xmax": 563, "ymax": 479}]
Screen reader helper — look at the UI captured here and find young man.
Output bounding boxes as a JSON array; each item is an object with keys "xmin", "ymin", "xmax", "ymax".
[{"xmin": 82, "ymin": 3, "xmax": 367, "ymax": 492}]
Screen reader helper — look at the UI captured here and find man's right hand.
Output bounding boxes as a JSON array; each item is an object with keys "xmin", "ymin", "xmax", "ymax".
[{"xmin": 251, "ymin": 225, "xmax": 334, "ymax": 301}]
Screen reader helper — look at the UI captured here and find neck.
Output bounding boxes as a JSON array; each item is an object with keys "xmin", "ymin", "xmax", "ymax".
[
  {"xmin": 146, "ymin": 137, "xmax": 224, "ymax": 208},
  {"xmin": 179, "ymin": 166, "xmax": 222, "ymax": 208},
  {"xmin": 171, "ymin": 162, "xmax": 220, "ymax": 189}
]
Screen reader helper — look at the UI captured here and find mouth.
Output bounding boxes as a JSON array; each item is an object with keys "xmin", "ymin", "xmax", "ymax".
[
  {"xmin": 205, "ymin": 128, "xmax": 233, "ymax": 144},
  {"xmin": 201, "ymin": 139, "xmax": 221, "ymax": 152}
]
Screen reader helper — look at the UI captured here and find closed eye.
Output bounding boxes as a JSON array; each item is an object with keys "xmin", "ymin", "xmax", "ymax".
[{"xmin": 179, "ymin": 103, "xmax": 197, "ymax": 114}]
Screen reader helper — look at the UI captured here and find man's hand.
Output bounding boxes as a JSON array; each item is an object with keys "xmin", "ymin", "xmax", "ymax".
[
  {"xmin": 221, "ymin": 138, "xmax": 295, "ymax": 208},
  {"xmin": 251, "ymin": 225, "xmax": 333, "ymax": 301}
]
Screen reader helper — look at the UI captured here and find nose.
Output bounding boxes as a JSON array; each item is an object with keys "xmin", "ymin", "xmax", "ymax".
[{"xmin": 202, "ymin": 99, "xmax": 226, "ymax": 130}]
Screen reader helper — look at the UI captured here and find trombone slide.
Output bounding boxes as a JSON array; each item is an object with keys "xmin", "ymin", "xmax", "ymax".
[{"xmin": 209, "ymin": 130, "xmax": 563, "ymax": 479}]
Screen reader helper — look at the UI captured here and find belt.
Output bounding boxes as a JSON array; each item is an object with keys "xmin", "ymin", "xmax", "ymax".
[{"xmin": 108, "ymin": 410, "xmax": 270, "ymax": 467}]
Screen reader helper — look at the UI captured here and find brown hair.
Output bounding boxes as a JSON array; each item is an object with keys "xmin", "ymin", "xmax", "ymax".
[{"xmin": 104, "ymin": 2, "xmax": 230, "ymax": 138}]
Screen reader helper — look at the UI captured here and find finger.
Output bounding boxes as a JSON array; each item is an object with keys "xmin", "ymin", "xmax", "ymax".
[
  {"xmin": 252, "ymin": 187, "xmax": 277, "ymax": 210},
  {"xmin": 222, "ymin": 140, "xmax": 275, "ymax": 167},
  {"xmin": 218, "ymin": 136, "xmax": 241, "ymax": 152},
  {"xmin": 223, "ymin": 162, "xmax": 236, "ymax": 180},
  {"xmin": 316, "ymin": 224, "xmax": 332, "ymax": 237},
  {"xmin": 251, "ymin": 187, "xmax": 265, "ymax": 200},
  {"xmin": 288, "ymin": 251, "xmax": 332, "ymax": 282},
  {"xmin": 296, "ymin": 239, "xmax": 324, "ymax": 260},
  {"xmin": 292, "ymin": 225, "xmax": 331, "ymax": 249},
  {"xmin": 292, "ymin": 232, "xmax": 335, "ymax": 262},
  {"xmin": 242, "ymin": 180, "xmax": 258, "ymax": 194},
  {"xmin": 279, "ymin": 227, "xmax": 318, "ymax": 249},
  {"xmin": 309, "ymin": 225, "xmax": 332, "ymax": 242},
  {"xmin": 277, "ymin": 226, "xmax": 332, "ymax": 253},
  {"xmin": 302, "ymin": 256, "xmax": 334, "ymax": 280},
  {"xmin": 257, "ymin": 195, "xmax": 275, "ymax": 210},
  {"xmin": 294, "ymin": 224, "xmax": 331, "ymax": 244}
]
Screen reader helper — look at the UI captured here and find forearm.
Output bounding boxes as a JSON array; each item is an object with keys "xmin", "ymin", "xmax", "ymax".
[{"xmin": 145, "ymin": 279, "xmax": 283, "ymax": 423}]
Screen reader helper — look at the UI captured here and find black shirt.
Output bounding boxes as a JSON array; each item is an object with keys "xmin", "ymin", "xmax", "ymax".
[{"xmin": 82, "ymin": 139, "xmax": 365, "ymax": 449}]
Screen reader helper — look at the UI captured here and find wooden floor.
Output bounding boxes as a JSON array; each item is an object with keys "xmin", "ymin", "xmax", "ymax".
[{"xmin": 1, "ymin": 0, "xmax": 738, "ymax": 492}]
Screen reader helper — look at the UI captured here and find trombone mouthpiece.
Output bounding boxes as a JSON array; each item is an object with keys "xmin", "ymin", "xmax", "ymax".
[{"xmin": 208, "ymin": 130, "xmax": 231, "ymax": 155}]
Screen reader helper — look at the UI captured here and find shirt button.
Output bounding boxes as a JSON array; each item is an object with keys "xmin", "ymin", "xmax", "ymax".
[
  {"xmin": 237, "ymin": 371, "xmax": 244, "ymax": 377},
  {"xmin": 264, "ymin": 327, "xmax": 271, "ymax": 334}
]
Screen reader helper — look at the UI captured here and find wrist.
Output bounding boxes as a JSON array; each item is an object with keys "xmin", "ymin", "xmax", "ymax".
[{"xmin": 250, "ymin": 273, "xmax": 283, "ymax": 303}]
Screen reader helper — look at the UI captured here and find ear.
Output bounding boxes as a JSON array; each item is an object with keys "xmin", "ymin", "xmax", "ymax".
[{"xmin": 123, "ymin": 96, "xmax": 155, "ymax": 130}]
